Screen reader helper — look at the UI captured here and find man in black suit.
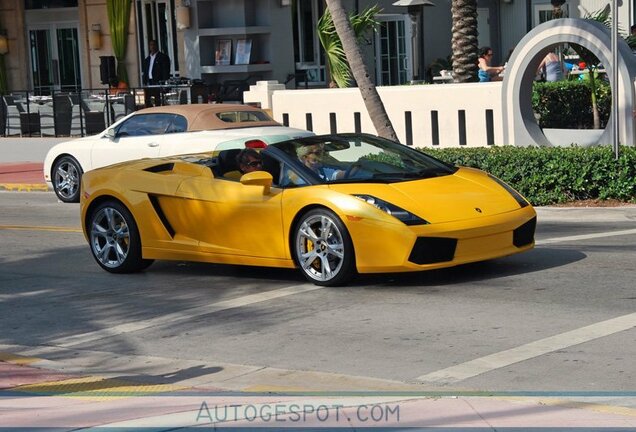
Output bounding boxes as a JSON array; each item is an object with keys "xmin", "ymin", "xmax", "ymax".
[
  {"xmin": 142, "ymin": 40, "xmax": 171, "ymax": 85},
  {"xmin": 142, "ymin": 40, "xmax": 171, "ymax": 106}
]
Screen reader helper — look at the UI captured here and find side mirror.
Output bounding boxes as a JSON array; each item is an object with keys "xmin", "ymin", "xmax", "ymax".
[
  {"xmin": 240, "ymin": 171, "xmax": 273, "ymax": 194},
  {"xmin": 106, "ymin": 128, "xmax": 116, "ymax": 140}
]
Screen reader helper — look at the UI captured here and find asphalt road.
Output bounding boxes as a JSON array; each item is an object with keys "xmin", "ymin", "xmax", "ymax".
[{"xmin": 1, "ymin": 191, "xmax": 635, "ymax": 395}]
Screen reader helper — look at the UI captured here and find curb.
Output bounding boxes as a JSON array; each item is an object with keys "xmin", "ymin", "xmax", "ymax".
[{"xmin": 0, "ymin": 183, "xmax": 49, "ymax": 192}]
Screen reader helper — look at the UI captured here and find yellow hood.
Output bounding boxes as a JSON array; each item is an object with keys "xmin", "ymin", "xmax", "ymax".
[{"xmin": 329, "ymin": 167, "xmax": 523, "ymax": 224}]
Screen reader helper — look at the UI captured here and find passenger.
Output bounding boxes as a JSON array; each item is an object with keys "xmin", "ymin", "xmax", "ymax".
[
  {"xmin": 236, "ymin": 148, "xmax": 263, "ymax": 174},
  {"xmin": 296, "ymin": 143, "xmax": 345, "ymax": 181}
]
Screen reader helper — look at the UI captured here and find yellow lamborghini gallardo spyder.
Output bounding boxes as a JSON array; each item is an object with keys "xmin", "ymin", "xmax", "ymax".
[{"xmin": 80, "ymin": 134, "xmax": 536, "ymax": 286}]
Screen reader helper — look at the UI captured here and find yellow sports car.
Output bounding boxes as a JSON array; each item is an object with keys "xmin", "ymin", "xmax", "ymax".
[{"xmin": 80, "ymin": 134, "xmax": 536, "ymax": 286}]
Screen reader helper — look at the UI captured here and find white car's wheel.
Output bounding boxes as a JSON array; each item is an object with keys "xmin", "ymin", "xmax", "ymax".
[
  {"xmin": 293, "ymin": 208, "xmax": 355, "ymax": 286},
  {"xmin": 88, "ymin": 201, "xmax": 153, "ymax": 273},
  {"xmin": 53, "ymin": 156, "xmax": 82, "ymax": 203}
]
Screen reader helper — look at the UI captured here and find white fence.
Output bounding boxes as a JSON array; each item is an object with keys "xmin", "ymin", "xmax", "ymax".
[{"xmin": 245, "ymin": 81, "xmax": 504, "ymax": 148}]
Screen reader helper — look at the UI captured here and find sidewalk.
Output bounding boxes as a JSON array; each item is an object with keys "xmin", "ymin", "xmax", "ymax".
[
  {"xmin": 0, "ymin": 162, "xmax": 48, "ymax": 191},
  {"xmin": 1, "ymin": 351, "xmax": 636, "ymax": 430},
  {"xmin": 0, "ymin": 136, "xmax": 61, "ymax": 191}
]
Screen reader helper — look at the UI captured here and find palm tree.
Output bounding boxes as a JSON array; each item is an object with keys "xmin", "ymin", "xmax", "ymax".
[
  {"xmin": 572, "ymin": 6, "xmax": 636, "ymax": 130},
  {"xmin": 450, "ymin": 0, "xmax": 479, "ymax": 82},
  {"xmin": 317, "ymin": 5, "xmax": 380, "ymax": 88},
  {"xmin": 324, "ymin": 0, "xmax": 398, "ymax": 141}
]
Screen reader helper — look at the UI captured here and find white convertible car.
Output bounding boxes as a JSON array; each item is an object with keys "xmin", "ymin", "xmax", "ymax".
[{"xmin": 43, "ymin": 104, "xmax": 313, "ymax": 202}]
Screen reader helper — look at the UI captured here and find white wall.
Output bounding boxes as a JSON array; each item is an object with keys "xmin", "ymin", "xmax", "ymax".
[{"xmin": 261, "ymin": 82, "xmax": 504, "ymax": 148}]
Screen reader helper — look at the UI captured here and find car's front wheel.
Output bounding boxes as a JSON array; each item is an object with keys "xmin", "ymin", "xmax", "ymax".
[
  {"xmin": 52, "ymin": 156, "xmax": 82, "ymax": 203},
  {"xmin": 88, "ymin": 201, "xmax": 153, "ymax": 273},
  {"xmin": 293, "ymin": 208, "xmax": 355, "ymax": 286}
]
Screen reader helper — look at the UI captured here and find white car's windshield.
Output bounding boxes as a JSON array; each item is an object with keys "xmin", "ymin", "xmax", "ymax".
[{"xmin": 271, "ymin": 134, "xmax": 457, "ymax": 184}]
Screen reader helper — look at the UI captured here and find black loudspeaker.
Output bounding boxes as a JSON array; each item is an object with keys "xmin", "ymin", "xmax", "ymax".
[{"xmin": 99, "ymin": 56, "xmax": 117, "ymax": 85}]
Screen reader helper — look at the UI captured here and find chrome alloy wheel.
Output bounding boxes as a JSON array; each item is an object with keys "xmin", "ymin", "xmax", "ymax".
[
  {"xmin": 54, "ymin": 159, "xmax": 80, "ymax": 201},
  {"xmin": 90, "ymin": 207, "xmax": 131, "ymax": 269},
  {"xmin": 296, "ymin": 213, "xmax": 345, "ymax": 282}
]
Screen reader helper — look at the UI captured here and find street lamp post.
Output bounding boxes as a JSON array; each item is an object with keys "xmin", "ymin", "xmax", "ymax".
[
  {"xmin": 611, "ymin": 0, "xmax": 619, "ymax": 159},
  {"xmin": 393, "ymin": 0, "xmax": 435, "ymax": 81}
]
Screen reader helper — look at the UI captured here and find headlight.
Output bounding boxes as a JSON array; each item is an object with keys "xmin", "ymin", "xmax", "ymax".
[
  {"xmin": 488, "ymin": 174, "xmax": 529, "ymax": 208},
  {"xmin": 353, "ymin": 194, "xmax": 429, "ymax": 225}
]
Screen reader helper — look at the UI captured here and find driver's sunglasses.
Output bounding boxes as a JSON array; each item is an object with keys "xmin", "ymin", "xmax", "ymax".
[
  {"xmin": 245, "ymin": 160, "xmax": 262, "ymax": 167},
  {"xmin": 306, "ymin": 150, "xmax": 325, "ymax": 157}
]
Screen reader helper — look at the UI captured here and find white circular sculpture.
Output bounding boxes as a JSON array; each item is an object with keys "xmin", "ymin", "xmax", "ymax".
[{"xmin": 502, "ymin": 18, "xmax": 636, "ymax": 147}]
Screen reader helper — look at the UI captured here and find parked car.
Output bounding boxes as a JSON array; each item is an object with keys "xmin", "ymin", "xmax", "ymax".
[
  {"xmin": 43, "ymin": 104, "xmax": 313, "ymax": 203},
  {"xmin": 80, "ymin": 133, "xmax": 536, "ymax": 286}
]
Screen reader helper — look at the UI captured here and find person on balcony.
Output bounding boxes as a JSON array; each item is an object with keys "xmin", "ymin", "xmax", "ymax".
[
  {"xmin": 477, "ymin": 47, "xmax": 504, "ymax": 82},
  {"xmin": 142, "ymin": 40, "xmax": 171, "ymax": 86},
  {"xmin": 538, "ymin": 51, "xmax": 563, "ymax": 82},
  {"xmin": 108, "ymin": 77, "xmax": 129, "ymax": 95}
]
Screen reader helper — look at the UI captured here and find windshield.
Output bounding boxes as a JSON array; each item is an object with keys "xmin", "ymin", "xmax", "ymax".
[{"xmin": 270, "ymin": 134, "xmax": 457, "ymax": 185}]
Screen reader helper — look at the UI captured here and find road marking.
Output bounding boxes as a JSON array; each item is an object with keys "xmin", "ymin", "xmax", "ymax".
[
  {"xmin": 50, "ymin": 283, "xmax": 324, "ymax": 348},
  {"xmin": 0, "ymin": 224, "xmax": 82, "ymax": 233},
  {"xmin": 415, "ymin": 312, "xmax": 636, "ymax": 384},
  {"xmin": 536, "ymin": 228, "xmax": 636, "ymax": 245}
]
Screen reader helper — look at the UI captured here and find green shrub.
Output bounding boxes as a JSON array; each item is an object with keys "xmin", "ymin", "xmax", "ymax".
[
  {"xmin": 423, "ymin": 146, "xmax": 636, "ymax": 206},
  {"xmin": 532, "ymin": 81, "xmax": 610, "ymax": 129}
]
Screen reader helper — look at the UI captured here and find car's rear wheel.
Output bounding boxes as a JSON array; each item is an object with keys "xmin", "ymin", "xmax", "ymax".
[
  {"xmin": 293, "ymin": 208, "xmax": 355, "ymax": 286},
  {"xmin": 88, "ymin": 201, "xmax": 153, "ymax": 273},
  {"xmin": 53, "ymin": 156, "xmax": 82, "ymax": 203}
]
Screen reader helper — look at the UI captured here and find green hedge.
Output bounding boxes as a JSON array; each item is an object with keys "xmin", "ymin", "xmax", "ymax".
[
  {"xmin": 532, "ymin": 80, "xmax": 611, "ymax": 129},
  {"xmin": 423, "ymin": 146, "xmax": 636, "ymax": 206}
]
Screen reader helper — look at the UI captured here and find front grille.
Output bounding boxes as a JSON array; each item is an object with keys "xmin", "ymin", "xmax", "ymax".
[
  {"xmin": 408, "ymin": 237, "xmax": 457, "ymax": 265},
  {"xmin": 513, "ymin": 216, "xmax": 536, "ymax": 247}
]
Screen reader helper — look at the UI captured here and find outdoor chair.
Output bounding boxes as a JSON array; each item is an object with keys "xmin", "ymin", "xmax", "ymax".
[
  {"xmin": 20, "ymin": 111, "xmax": 41, "ymax": 137},
  {"xmin": 3, "ymin": 96, "xmax": 23, "ymax": 136},
  {"xmin": 53, "ymin": 94, "xmax": 73, "ymax": 136},
  {"xmin": 38, "ymin": 104, "xmax": 56, "ymax": 136}
]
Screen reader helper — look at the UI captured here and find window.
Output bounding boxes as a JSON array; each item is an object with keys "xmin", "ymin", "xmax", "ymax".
[
  {"xmin": 166, "ymin": 114, "xmax": 187, "ymax": 133},
  {"xmin": 533, "ymin": 2, "xmax": 569, "ymax": 27},
  {"xmin": 216, "ymin": 111, "xmax": 272, "ymax": 123},
  {"xmin": 25, "ymin": 0, "xmax": 77, "ymax": 9},
  {"xmin": 137, "ymin": 0, "xmax": 179, "ymax": 78},
  {"xmin": 116, "ymin": 113, "xmax": 175, "ymax": 137},
  {"xmin": 293, "ymin": 0, "xmax": 326, "ymax": 85}
]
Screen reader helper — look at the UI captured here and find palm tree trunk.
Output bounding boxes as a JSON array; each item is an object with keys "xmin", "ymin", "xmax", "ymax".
[
  {"xmin": 451, "ymin": 0, "xmax": 479, "ymax": 83},
  {"xmin": 588, "ymin": 73, "xmax": 600, "ymax": 129},
  {"xmin": 324, "ymin": 0, "xmax": 399, "ymax": 142}
]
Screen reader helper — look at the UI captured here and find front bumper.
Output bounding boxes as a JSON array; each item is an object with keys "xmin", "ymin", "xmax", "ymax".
[{"xmin": 351, "ymin": 206, "xmax": 537, "ymax": 273}]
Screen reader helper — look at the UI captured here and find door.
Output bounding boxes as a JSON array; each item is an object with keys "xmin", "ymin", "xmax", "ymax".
[
  {"xmin": 89, "ymin": 113, "xmax": 172, "ymax": 170},
  {"xmin": 477, "ymin": 8, "xmax": 491, "ymax": 48},
  {"xmin": 293, "ymin": 0, "xmax": 327, "ymax": 86},
  {"xmin": 28, "ymin": 24, "xmax": 81, "ymax": 94},
  {"xmin": 138, "ymin": 0, "xmax": 177, "ymax": 77},
  {"xmin": 175, "ymin": 178, "xmax": 286, "ymax": 258},
  {"xmin": 375, "ymin": 15, "xmax": 412, "ymax": 85}
]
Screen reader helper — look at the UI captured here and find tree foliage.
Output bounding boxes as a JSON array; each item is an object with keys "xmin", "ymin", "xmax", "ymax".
[
  {"xmin": 324, "ymin": 0, "xmax": 398, "ymax": 141},
  {"xmin": 317, "ymin": 5, "xmax": 380, "ymax": 88}
]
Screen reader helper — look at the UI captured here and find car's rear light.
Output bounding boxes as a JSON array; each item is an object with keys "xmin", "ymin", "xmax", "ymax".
[{"xmin": 245, "ymin": 139, "xmax": 267, "ymax": 149}]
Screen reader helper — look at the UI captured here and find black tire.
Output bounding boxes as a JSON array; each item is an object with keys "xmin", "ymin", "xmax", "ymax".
[
  {"xmin": 52, "ymin": 155, "xmax": 83, "ymax": 203},
  {"xmin": 87, "ymin": 200, "xmax": 153, "ymax": 273},
  {"xmin": 292, "ymin": 208, "xmax": 355, "ymax": 286}
]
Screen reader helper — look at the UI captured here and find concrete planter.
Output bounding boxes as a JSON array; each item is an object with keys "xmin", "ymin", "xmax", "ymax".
[{"xmin": 542, "ymin": 128, "xmax": 605, "ymax": 147}]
